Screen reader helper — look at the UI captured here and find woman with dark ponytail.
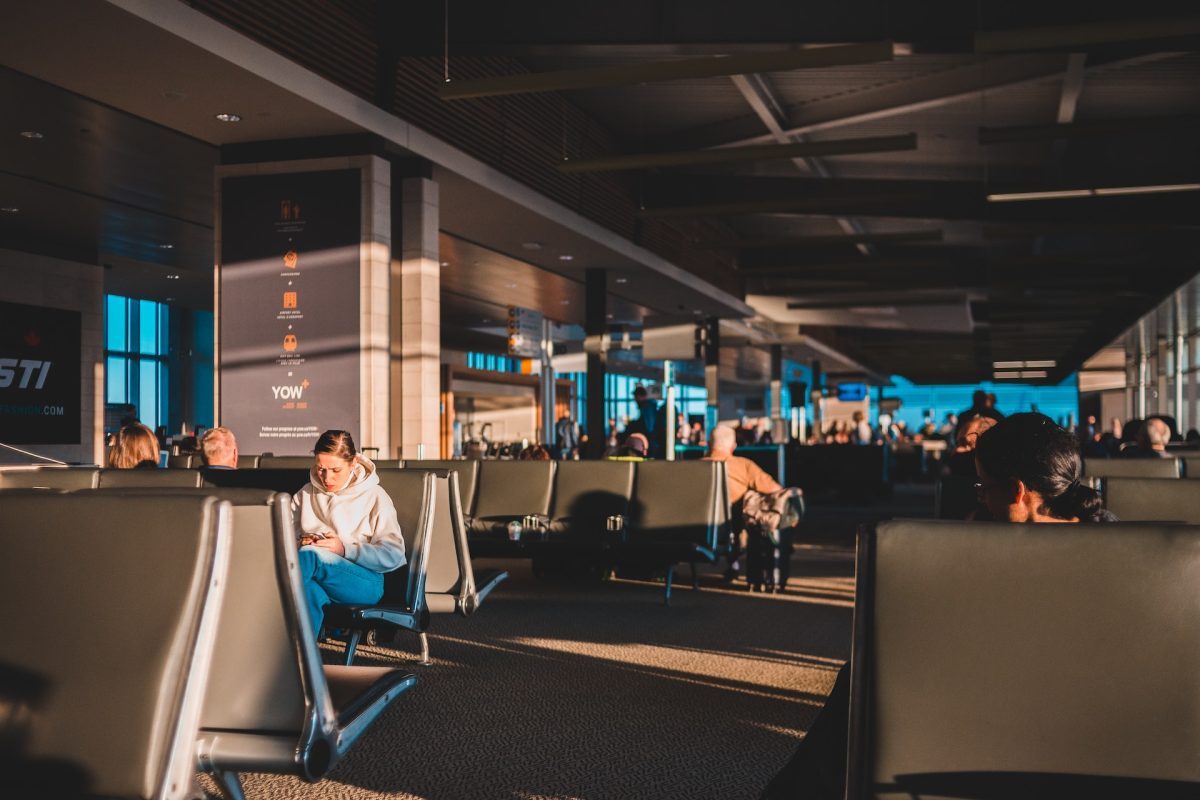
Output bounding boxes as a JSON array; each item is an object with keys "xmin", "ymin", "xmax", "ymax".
[{"xmin": 973, "ymin": 412, "xmax": 1116, "ymax": 523}]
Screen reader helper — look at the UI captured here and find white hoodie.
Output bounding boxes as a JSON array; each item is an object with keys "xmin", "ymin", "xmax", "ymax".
[{"xmin": 291, "ymin": 455, "xmax": 406, "ymax": 573}]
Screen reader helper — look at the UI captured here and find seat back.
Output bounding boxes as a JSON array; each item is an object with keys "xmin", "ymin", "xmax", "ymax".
[
  {"xmin": 167, "ymin": 453, "xmax": 195, "ymax": 468},
  {"xmin": 97, "ymin": 468, "xmax": 203, "ymax": 488},
  {"xmin": 375, "ymin": 459, "xmax": 403, "ymax": 469},
  {"xmin": 404, "ymin": 460, "xmax": 479, "ymax": 515},
  {"xmin": 549, "ymin": 459, "xmax": 634, "ymax": 525},
  {"xmin": 237, "ymin": 453, "xmax": 262, "ymax": 468},
  {"xmin": 382, "ymin": 468, "xmax": 469, "ymax": 613},
  {"xmin": 258, "ymin": 455, "xmax": 314, "ymax": 470},
  {"xmin": 370, "ymin": 470, "xmax": 436, "ymax": 616},
  {"xmin": 1083, "ymin": 457, "xmax": 1181, "ymax": 479},
  {"xmin": 1103, "ymin": 477, "xmax": 1200, "ymax": 523},
  {"xmin": 1183, "ymin": 456, "xmax": 1200, "ymax": 478},
  {"xmin": 0, "ymin": 493, "xmax": 231, "ymax": 800},
  {"xmin": 933, "ymin": 474, "xmax": 978, "ymax": 520},
  {"xmin": 849, "ymin": 520, "xmax": 1200, "ymax": 796},
  {"xmin": 202, "ymin": 467, "xmax": 311, "ymax": 494},
  {"xmin": 474, "ymin": 460, "xmax": 556, "ymax": 519},
  {"xmin": 630, "ymin": 460, "xmax": 728, "ymax": 548},
  {"xmin": 0, "ymin": 466, "xmax": 98, "ymax": 490}
]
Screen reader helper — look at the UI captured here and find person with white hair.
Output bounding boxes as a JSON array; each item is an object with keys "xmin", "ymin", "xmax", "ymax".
[
  {"xmin": 705, "ymin": 424, "xmax": 802, "ymax": 591},
  {"xmin": 198, "ymin": 426, "xmax": 239, "ymax": 469}
]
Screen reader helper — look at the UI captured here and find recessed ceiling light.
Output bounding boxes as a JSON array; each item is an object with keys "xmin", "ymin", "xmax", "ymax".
[
  {"xmin": 440, "ymin": 261, "xmax": 449, "ymax": 267},
  {"xmin": 158, "ymin": 243, "xmax": 174, "ymax": 250},
  {"xmin": 521, "ymin": 241, "xmax": 543, "ymax": 250},
  {"xmin": 166, "ymin": 274, "xmax": 180, "ymax": 280},
  {"xmin": 165, "ymin": 297, "xmax": 176, "ymax": 302},
  {"xmin": 19, "ymin": 130, "xmax": 43, "ymax": 140},
  {"xmin": 0, "ymin": 207, "xmax": 18, "ymax": 214},
  {"xmin": 558, "ymin": 254, "xmax": 574, "ymax": 261},
  {"xmin": 214, "ymin": 113, "xmax": 241, "ymax": 123},
  {"xmin": 560, "ymin": 299, "xmax": 571, "ymax": 305},
  {"xmin": 615, "ymin": 277, "xmax": 629, "ymax": 284},
  {"xmin": 506, "ymin": 282, "xmax": 518, "ymax": 289}
]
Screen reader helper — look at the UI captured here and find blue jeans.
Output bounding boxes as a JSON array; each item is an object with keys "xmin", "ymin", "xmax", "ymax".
[{"xmin": 298, "ymin": 546, "xmax": 384, "ymax": 637}]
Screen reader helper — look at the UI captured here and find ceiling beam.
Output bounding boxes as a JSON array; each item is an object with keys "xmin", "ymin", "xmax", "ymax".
[
  {"xmin": 974, "ymin": 15, "xmax": 1200, "ymax": 53},
  {"xmin": 438, "ymin": 41, "xmax": 893, "ymax": 100},
  {"xmin": 979, "ymin": 113, "xmax": 1200, "ymax": 145},
  {"xmin": 712, "ymin": 52, "xmax": 1182, "ymax": 148},
  {"xmin": 703, "ymin": 229, "xmax": 943, "ymax": 249},
  {"xmin": 556, "ymin": 133, "xmax": 915, "ymax": 173}
]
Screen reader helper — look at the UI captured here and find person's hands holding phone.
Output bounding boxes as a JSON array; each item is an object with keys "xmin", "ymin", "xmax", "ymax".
[{"xmin": 307, "ymin": 533, "xmax": 345, "ymax": 556}]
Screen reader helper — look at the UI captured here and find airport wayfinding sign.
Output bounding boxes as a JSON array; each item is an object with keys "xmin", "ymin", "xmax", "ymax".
[
  {"xmin": 219, "ymin": 170, "xmax": 361, "ymax": 455},
  {"xmin": 507, "ymin": 306, "xmax": 542, "ymax": 359}
]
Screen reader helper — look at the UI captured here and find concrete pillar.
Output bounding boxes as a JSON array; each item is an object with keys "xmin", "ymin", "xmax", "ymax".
[
  {"xmin": 393, "ymin": 176, "xmax": 440, "ymax": 459},
  {"xmin": 704, "ymin": 317, "xmax": 720, "ymax": 434},
  {"xmin": 540, "ymin": 317, "xmax": 555, "ymax": 445},
  {"xmin": 1176, "ymin": 291, "xmax": 1187, "ymax": 432},
  {"xmin": 584, "ymin": 268, "xmax": 607, "ymax": 458}
]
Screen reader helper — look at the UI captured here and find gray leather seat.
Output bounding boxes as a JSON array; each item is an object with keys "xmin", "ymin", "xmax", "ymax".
[
  {"xmin": 548, "ymin": 459, "xmax": 634, "ymax": 538},
  {"xmin": 1102, "ymin": 477, "xmax": 1200, "ymax": 523},
  {"xmin": 1084, "ymin": 457, "xmax": 1182, "ymax": 479},
  {"xmin": 236, "ymin": 453, "xmax": 261, "ymax": 468},
  {"xmin": 0, "ymin": 493, "xmax": 232, "ymax": 800},
  {"xmin": 324, "ymin": 470, "xmax": 437, "ymax": 665},
  {"xmin": 0, "ymin": 466, "xmax": 98, "ymax": 489},
  {"xmin": 167, "ymin": 453, "xmax": 195, "ymax": 468},
  {"xmin": 470, "ymin": 460, "xmax": 556, "ymax": 534},
  {"xmin": 621, "ymin": 460, "xmax": 730, "ymax": 605},
  {"xmin": 258, "ymin": 455, "xmax": 315, "ymax": 469},
  {"xmin": 189, "ymin": 489, "xmax": 417, "ymax": 799},
  {"xmin": 97, "ymin": 467, "xmax": 203, "ymax": 488},
  {"xmin": 849, "ymin": 520, "xmax": 1200, "ymax": 798},
  {"xmin": 374, "ymin": 459, "xmax": 403, "ymax": 469},
  {"xmin": 383, "ymin": 468, "xmax": 508, "ymax": 618},
  {"xmin": 404, "ymin": 459, "xmax": 479, "ymax": 516},
  {"xmin": 1183, "ymin": 456, "xmax": 1200, "ymax": 478}
]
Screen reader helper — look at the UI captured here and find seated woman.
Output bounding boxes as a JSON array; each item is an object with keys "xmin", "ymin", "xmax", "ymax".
[
  {"xmin": 973, "ymin": 412, "xmax": 1116, "ymax": 523},
  {"xmin": 292, "ymin": 430, "xmax": 406, "ymax": 637},
  {"xmin": 107, "ymin": 422, "xmax": 160, "ymax": 469},
  {"xmin": 761, "ymin": 413, "xmax": 1116, "ymax": 800}
]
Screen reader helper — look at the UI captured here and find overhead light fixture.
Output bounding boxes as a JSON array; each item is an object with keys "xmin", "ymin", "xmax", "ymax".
[
  {"xmin": 214, "ymin": 113, "xmax": 241, "ymax": 123},
  {"xmin": 993, "ymin": 360, "xmax": 1056, "ymax": 369},
  {"xmin": 615, "ymin": 277, "xmax": 629, "ymax": 284},
  {"xmin": 560, "ymin": 299, "xmax": 571, "ymax": 305},
  {"xmin": 165, "ymin": 297, "xmax": 176, "ymax": 303},
  {"xmin": 558, "ymin": 254, "xmax": 574, "ymax": 261},
  {"xmin": 158, "ymin": 243, "xmax": 174, "ymax": 250},
  {"xmin": 521, "ymin": 241, "xmax": 543, "ymax": 251},
  {"xmin": 19, "ymin": 130, "xmax": 43, "ymax": 139},
  {"xmin": 166, "ymin": 274, "xmax": 180, "ymax": 280},
  {"xmin": 439, "ymin": 261, "xmax": 449, "ymax": 267},
  {"xmin": 988, "ymin": 183, "xmax": 1200, "ymax": 202},
  {"xmin": 0, "ymin": 207, "xmax": 18, "ymax": 213},
  {"xmin": 993, "ymin": 370, "xmax": 1049, "ymax": 379}
]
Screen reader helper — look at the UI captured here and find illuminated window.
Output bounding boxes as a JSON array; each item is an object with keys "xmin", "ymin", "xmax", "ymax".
[{"xmin": 105, "ymin": 295, "xmax": 169, "ymax": 431}]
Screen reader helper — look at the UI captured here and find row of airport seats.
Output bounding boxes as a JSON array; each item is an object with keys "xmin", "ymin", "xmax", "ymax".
[
  {"xmin": 0, "ymin": 490, "xmax": 417, "ymax": 799},
  {"xmin": 167, "ymin": 453, "xmax": 403, "ymax": 469},
  {"xmin": 850, "ymin": 519, "xmax": 1200, "ymax": 796},
  {"xmin": 0, "ymin": 466, "xmax": 508, "ymax": 665}
]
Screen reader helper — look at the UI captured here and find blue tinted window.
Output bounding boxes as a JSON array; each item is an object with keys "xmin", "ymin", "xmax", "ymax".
[
  {"xmin": 139, "ymin": 360, "xmax": 158, "ymax": 430},
  {"xmin": 106, "ymin": 356, "xmax": 126, "ymax": 404},
  {"xmin": 106, "ymin": 295, "xmax": 126, "ymax": 351},
  {"xmin": 138, "ymin": 299, "xmax": 158, "ymax": 355}
]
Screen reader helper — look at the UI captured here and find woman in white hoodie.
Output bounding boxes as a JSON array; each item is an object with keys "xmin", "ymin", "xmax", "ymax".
[{"xmin": 292, "ymin": 430, "xmax": 406, "ymax": 636}]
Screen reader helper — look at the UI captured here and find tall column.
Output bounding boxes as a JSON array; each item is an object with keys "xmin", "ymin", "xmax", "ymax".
[
  {"xmin": 769, "ymin": 344, "xmax": 784, "ymax": 442},
  {"xmin": 1136, "ymin": 319, "xmax": 1149, "ymax": 419},
  {"xmin": 1175, "ymin": 291, "xmax": 1187, "ymax": 432},
  {"xmin": 392, "ymin": 176, "xmax": 440, "ymax": 459},
  {"xmin": 704, "ymin": 317, "xmax": 720, "ymax": 434},
  {"xmin": 584, "ymin": 268, "xmax": 607, "ymax": 458},
  {"xmin": 540, "ymin": 317, "xmax": 555, "ymax": 445}
]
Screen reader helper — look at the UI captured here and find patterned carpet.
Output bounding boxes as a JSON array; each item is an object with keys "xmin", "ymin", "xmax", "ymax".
[{"xmin": 213, "ymin": 545, "xmax": 855, "ymax": 800}]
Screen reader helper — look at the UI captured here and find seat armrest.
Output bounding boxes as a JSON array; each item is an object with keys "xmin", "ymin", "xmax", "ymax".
[{"xmin": 323, "ymin": 666, "xmax": 416, "ymax": 732}]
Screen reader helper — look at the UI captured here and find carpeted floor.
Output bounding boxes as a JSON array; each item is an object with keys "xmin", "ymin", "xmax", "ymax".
[{"xmin": 220, "ymin": 543, "xmax": 856, "ymax": 800}]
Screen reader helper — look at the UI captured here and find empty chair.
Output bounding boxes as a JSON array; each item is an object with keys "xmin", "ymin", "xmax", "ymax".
[
  {"xmin": 191, "ymin": 489, "xmax": 417, "ymax": 799},
  {"xmin": 470, "ymin": 460, "xmax": 556, "ymax": 534},
  {"xmin": 97, "ymin": 468, "xmax": 203, "ymax": 488},
  {"xmin": 622, "ymin": 460, "xmax": 730, "ymax": 605},
  {"xmin": 382, "ymin": 468, "xmax": 508, "ymax": 617},
  {"xmin": 1083, "ymin": 457, "xmax": 1181, "ymax": 480},
  {"xmin": 0, "ymin": 493, "xmax": 231, "ymax": 800},
  {"xmin": 237, "ymin": 453, "xmax": 261, "ymax": 468},
  {"xmin": 258, "ymin": 455, "xmax": 315, "ymax": 470},
  {"xmin": 324, "ymin": 471, "xmax": 437, "ymax": 665},
  {"xmin": 0, "ymin": 466, "xmax": 98, "ymax": 490},
  {"xmin": 547, "ymin": 459, "xmax": 634, "ymax": 538},
  {"xmin": 166, "ymin": 453, "xmax": 195, "ymax": 468},
  {"xmin": 1102, "ymin": 477, "xmax": 1200, "ymax": 523},
  {"xmin": 404, "ymin": 459, "xmax": 479, "ymax": 517},
  {"xmin": 848, "ymin": 520, "xmax": 1200, "ymax": 798}
]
